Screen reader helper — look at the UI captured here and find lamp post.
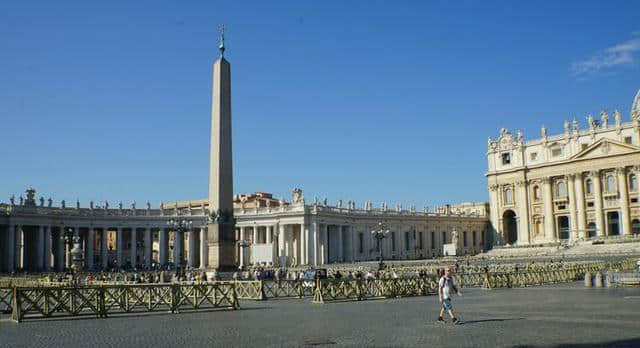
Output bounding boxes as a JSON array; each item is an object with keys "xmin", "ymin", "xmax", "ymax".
[
  {"xmin": 60, "ymin": 227, "xmax": 74, "ymax": 271},
  {"xmin": 238, "ymin": 239, "xmax": 250, "ymax": 270},
  {"xmin": 371, "ymin": 221, "xmax": 390, "ymax": 271},
  {"xmin": 167, "ymin": 219, "xmax": 192, "ymax": 270}
]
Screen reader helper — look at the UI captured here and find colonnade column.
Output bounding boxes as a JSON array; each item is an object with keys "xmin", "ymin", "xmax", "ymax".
[
  {"xmin": 130, "ymin": 228, "xmax": 137, "ymax": 268},
  {"xmin": 199, "ymin": 228, "xmax": 207, "ymax": 269},
  {"xmin": 322, "ymin": 224, "xmax": 329, "ymax": 264},
  {"xmin": 591, "ymin": 170, "xmax": 605, "ymax": 237},
  {"xmin": 278, "ymin": 224, "xmax": 286, "ymax": 265},
  {"xmin": 116, "ymin": 227, "xmax": 123, "ymax": 268},
  {"xmin": 617, "ymin": 167, "xmax": 632, "ymax": 235},
  {"xmin": 574, "ymin": 173, "xmax": 587, "ymax": 238},
  {"xmin": 300, "ymin": 224, "xmax": 307, "ymax": 265},
  {"xmin": 87, "ymin": 228, "xmax": 95, "ymax": 270},
  {"xmin": 542, "ymin": 178, "xmax": 556, "ymax": 241},
  {"xmin": 337, "ymin": 226, "xmax": 343, "ymax": 262},
  {"xmin": 57, "ymin": 226, "xmax": 65, "ymax": 271},
  {"xmin": 173, "ymin": 229, "xmax": 182, "ymax": 267},
  {"xmin": 253, "ymin": 226, "xmax": 258, "ymax": 244},
  {"xmin": 44, "ymin": 226, "xmax": 52, "ymax": 271},
  {"xmin": 18, "ymin": 225, "xmax": 24, "ymax": 269},
  {"xmin": 37, "ymin": 225, "xmax": 45, "ymax": 271},
  {"xmin": 567, "ymin": 174, "xmax": 579, "ymax": 240},
  {"xmin": 6, "ymin": 225, "xmax": 15, "ymax": 272},
  {"xmin": 188, "ymin": 228, "xmax": 197, "ymax": 268},
  {"xmin": 159, "ymin": 228, "xmax": 168, "ymax": 266},
  {"xmin": 311, "ymin": 221, "xmax": 318, "ymax": 266},
  {"xmin": 101, "ymin": 228, "xmax": 109, "ymax": 270},
  {"xmin": 144, "ymin": 228, "xmax": 152, "ymax": 268}
]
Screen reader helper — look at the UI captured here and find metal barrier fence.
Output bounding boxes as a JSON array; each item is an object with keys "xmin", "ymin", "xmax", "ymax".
[
  {"xmin": 603, "ymin": 272, "xmax": 640, "ymax": 287},
  {"xmin": 234, "ymin": 280, "xmax": 315, "ymax": 300},
  {"xmin": 9, "ymin": 282, "xmax": 239, "ymax": 322},
  {"xmin": 312, "ymin": 277, "xmax": 439, "ymax": 304}
]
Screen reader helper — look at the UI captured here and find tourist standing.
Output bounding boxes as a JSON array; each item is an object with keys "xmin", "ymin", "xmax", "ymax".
[{"xmin": 437, "ymin": 267, "xmax": 461, "ymax": 324}]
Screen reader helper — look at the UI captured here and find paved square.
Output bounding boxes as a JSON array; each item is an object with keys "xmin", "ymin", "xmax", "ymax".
[{"xmin": 1, "ymin": 283, "xmax": 639, "ymax": 347}]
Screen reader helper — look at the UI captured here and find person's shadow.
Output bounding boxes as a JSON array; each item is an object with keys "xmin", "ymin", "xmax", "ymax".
[{"xmin": 460, "ymin": 317, "xmax": 524, "ymax": 325}]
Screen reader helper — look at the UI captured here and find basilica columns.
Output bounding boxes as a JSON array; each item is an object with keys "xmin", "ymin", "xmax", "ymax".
[
  {"xmin": 44, "ymin": 226, "xmax": 52, "ymax": 271},
  {"xmin": 592, "ymin": 171, "xmax": 605, "ymax": 237},
  {"xmin": 617, "ymin": 167, "xmax": 632, "ymax": 236},
  {"xmin": 574, "ymin": 173, "xmax": 587, "ymax": 239},
  {"xmin": 542, "ymin": 178, "xmax": 555, "ymax": 240},
  {"xmin": 567, "ymin": 174, "xmax": 579, "ymax": 240},
  {"xmin": 516, "ymin": 180, "xmax": 531, "ymax": 244}
]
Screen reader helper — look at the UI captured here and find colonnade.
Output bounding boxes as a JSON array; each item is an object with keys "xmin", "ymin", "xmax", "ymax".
[
  {"xmin": 238, "ymin": 221, "xmax": 487, "ymax": 267},
  {"xmin": 0, "ymin": 224, "xmax": 208, "ymax": 273}
]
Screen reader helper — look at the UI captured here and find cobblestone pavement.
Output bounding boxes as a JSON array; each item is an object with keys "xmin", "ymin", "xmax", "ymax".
[{"xmin": 1, "ymin": 283, "xmax": 639, "ymax": 348}]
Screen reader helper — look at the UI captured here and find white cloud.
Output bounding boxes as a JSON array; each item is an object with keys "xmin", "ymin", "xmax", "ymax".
[{"xmin": 571, "ymin": 36, "xmax": 640, "ymax": 76}]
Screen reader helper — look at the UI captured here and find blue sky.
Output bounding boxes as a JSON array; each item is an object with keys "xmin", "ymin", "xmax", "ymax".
[{"xmin": 2, "ymin": 1, "xmax": 639, "ymax": 208}]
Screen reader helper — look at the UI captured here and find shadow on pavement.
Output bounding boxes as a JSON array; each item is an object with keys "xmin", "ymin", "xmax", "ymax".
[
  {"xmin": 461, "ymin": 317, "xmax": 524, "ymax": 325},
  {"xmin": 513, "ymin": 337, "xmax": 640, "ymax": 348}
]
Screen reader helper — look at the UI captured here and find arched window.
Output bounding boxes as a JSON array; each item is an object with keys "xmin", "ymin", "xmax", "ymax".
[
  {"xmin": 504, "ymin": 187, "xmax": 513, "ymax": 204},
  {"xmin": 630, "ymin": 174, "xmax": 637, "ymax": 192},
  {"xmin": 556, "ymin": 180, "xmax": 566, "ymax": 198},
  {"xmin": 606, "ymin": 175, "xmax": 616, "ymax": 193},
  {"xmin": 533, "ymin": 186, "xmax": 541, "ymax": 201},
  {"xmin": 585, "ymin": 179, "xmax": 593, "ymax": 195}
]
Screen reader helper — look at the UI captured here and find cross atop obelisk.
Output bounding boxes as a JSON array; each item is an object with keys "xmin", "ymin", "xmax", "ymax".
[{"xmin": 207, "ymin": 25, "xmax": 236, "ymax": 269}]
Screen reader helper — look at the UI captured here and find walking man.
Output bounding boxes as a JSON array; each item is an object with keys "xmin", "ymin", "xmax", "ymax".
[{"xmin": 437, "ymin": 266, "xmax": 462, "ymax": 324}]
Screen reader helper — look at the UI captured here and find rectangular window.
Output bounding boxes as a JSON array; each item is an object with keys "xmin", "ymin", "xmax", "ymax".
[
  {"xmin": 358, "ymin": 232, "xmax": 363, "ymax": 254},
  {"xmin": 530, "ymin": 152, "xmax": 538, "ymax": 161},
  {"xmin": 442, "ymin": 231, "xmax": 447, "ymax": 244},
  {"xmin": 472, "ymin": 231, "xmax": 477, "ymax": 246},
  {"xmin": 463, "ymin": 231, "xmax": 468, "ymax": 247},
  {"xmin": 587, "ymin": 202, "xmax": 594, "ymax": 208},
  {"xmin": 502, "ymin": 153, "xmax": 511, "ymax": 165},
  {"xmin": 631, "ymin": 198, "xmax": 638, "ymax": 204},
  {"xmin": 419, "ymin": 232, "xmax": 424, "ymax": 249},
  {"xmin": 552, "ymin": 148, "xmax": 562, "ymax": 157},
  {"xmin": 581, "ymin": 143, "xmax": 588, "ymax": 151},
  {"xmin": 624, "ymin": 136, "xmax": 632, "ymax": 144},
  {"xmin": 431, "ymin": 232, "xmax": 435, "ymax": 249},
  {"xmin": 481, "ymin": 230, "xmax": 485, "ymax": 245}
]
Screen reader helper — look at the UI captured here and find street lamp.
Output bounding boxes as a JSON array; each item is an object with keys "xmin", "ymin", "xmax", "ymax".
[
  {"xmin": 167, "ymin": 219, "xmax": 192, "ymax": 269},
  {"xmin": 238, "ymin": 239, "xmax": 250, "ymax": 270},
  {"xmin": 371, "ymin": 221, "xmax": 390, "ymax": 271}
]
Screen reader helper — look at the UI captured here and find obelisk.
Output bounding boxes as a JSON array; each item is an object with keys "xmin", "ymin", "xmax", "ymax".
[{"xmin": 207, "ymin": 26, "xmax": 236, "ymax": 269}]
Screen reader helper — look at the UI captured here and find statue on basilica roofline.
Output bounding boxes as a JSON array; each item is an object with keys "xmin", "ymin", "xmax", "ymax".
[
  {"xmin": 131, "ymin": 201, "xmax": 136, "ymax": 210},
  {"xmin": 61, "ymin": 199, "xmax": 66, "ymax": 209},
  {"xmin": 614, "ymin": 110, "xmax": 622, "ymax": 127},
  {"xmin": 40, "ymin": 197, "xmax": 44, "ymax": 207},
  {"xmin": 516, "ymin": 130, "xmax": 523, "ymax": 143},
  {"xmin": 9, "ymin": 194, "xmax": 15, "ymax": 206},
  {"xmin": 573, "ymin": 118, "xmax": 579, "ymax": 134},
  {"xmin": 540, "ymin": 125, "xmax": 547, "ymax": 139},
  {"xmin": 587, "ymin": 114, "xmax": 596, "ymax": 130},
  {"xmin": 146, "ymin": 201, "xmax": 151, "ymax": 210},
  {"xmin": 47, "ymin": 197, "xmax": 52, "ymax": 207},
  {"xmin": 600, "ymin": 110, "xmax": 609, "ymax": 128},
  {"xmin": 564, "ymin": 120, "xmax": 570, "ymax": 135}
]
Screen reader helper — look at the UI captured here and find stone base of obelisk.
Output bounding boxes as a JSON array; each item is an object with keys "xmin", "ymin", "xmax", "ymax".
[{"xmin": 207, "ymin": 222, "xmax": 237, "ymax": 270}]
